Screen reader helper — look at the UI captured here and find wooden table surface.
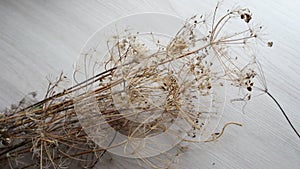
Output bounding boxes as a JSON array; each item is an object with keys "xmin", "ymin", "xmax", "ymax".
[{"xmin": 0, "ymin": 0, "xmax": 299, "ymax": 168}]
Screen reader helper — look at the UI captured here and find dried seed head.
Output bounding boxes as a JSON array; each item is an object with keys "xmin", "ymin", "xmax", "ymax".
[
  {"xmin": 239, "ymin": 8, "xmax": 252, "ymax": 23},
  {"xmin": 267, "ymin": 41, "xmax": 273, "ymax": 47}
]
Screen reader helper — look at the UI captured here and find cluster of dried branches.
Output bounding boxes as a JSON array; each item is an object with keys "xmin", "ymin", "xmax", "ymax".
[
  {"xmin": 0, "ymin": 71, "xmax": 108, "ymax": 168},
  {"xmin": 1, "ymin": 4, "xmax": 298, "ymax": 169}
]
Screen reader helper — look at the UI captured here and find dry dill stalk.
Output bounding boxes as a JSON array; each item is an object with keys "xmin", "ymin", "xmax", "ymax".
[
  {"xmin": 0, "ymin": 71, "xmax": 114, "ymax": 168},
  {"xmin": 251, "ymin": 62, "xmax": 300, "ymax": 138},
  {"xmin": 73, "ymin": 5, "xmax": 268, "ymax": 168},
  {"xmin": 1, "ymin": 4, "xmax": 297, "ymax": 169}
]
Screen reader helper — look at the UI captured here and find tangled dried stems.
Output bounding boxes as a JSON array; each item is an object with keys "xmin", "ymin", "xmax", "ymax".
[{"xmin": 1, "ymin": 3, "xmax": 297, "ymax": 169}]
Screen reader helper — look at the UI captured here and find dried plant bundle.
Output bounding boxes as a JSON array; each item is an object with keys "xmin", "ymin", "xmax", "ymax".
[{"xmin": 1, "ymin": 4, "xmax": 298, "ymax": 169}]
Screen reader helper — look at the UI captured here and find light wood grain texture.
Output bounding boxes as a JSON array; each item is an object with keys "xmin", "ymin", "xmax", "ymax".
[{"xmin": 0, "ymin": 0, "xmax": 299, "ymax": 168}]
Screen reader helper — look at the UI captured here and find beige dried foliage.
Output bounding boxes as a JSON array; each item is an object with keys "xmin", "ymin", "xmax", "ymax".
[{"xmin": 2, "ymin": 4, "xmax": 294, "ymax": 169}]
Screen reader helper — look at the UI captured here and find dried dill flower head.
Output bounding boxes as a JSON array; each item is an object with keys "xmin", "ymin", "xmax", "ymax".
[
  {"xmin": 1, "ymin": 3, "xmax": 298, "ymax": 169},
  {"xmin": 75, "ymin": 4, "xmax": 269, "ymax": 161}
]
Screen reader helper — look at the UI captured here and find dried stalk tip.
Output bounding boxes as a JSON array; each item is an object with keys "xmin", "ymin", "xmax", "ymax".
[
  {"xmin": 267, "ymin": 41, "xmax": 273, "ymax": 47},
  {"xmin": 239, "ymin": 9, "xmax": 252, "ymax": 23},
  {"xmin": 0, "ymin": 3, "xmax": 280, "ymax": 169}
]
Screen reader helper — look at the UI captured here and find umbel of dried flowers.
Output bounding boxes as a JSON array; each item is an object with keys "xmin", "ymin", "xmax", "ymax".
[{"xmin": 0, "ymin": 4, "xmax": 298, "ymax": 169}]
